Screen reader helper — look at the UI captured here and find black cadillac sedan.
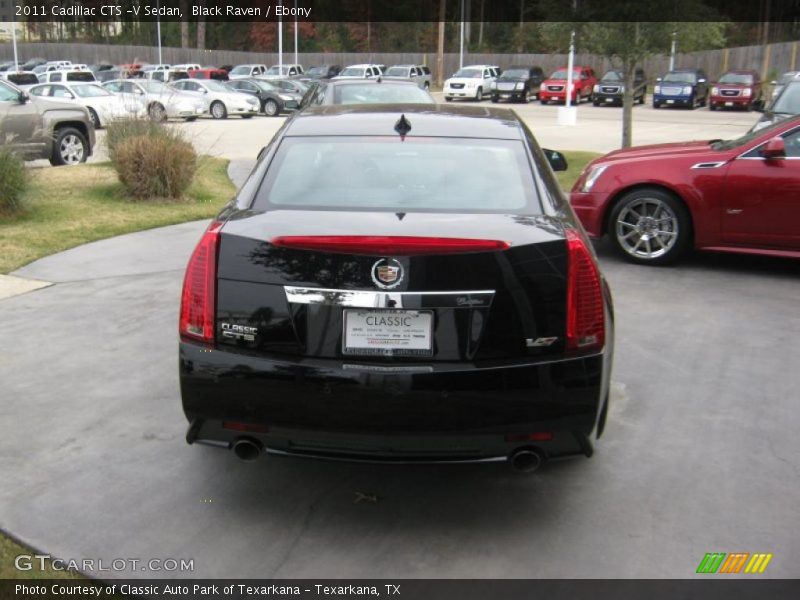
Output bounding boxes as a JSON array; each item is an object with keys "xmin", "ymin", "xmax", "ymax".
[{"xmin": 179, "ymin": 104, "xmax": 614, "ymax": 472}]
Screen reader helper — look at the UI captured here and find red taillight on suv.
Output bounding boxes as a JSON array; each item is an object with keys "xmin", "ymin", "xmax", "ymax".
[
  {"xmin": 179, "ymin": 221, "xmax": 223, "ymax": 344},
  {"xmin": 565, "ymin": 229, "xmax": 605, "ymax": 352},
  {"xmin": 270, "ymin": 235, "xmax": 510, "ymax": 256}
]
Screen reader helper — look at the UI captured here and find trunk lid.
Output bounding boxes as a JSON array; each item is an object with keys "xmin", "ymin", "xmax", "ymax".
[{"xmin": 214, "ymin": 210, "xmax": 570, "ymax": 363}]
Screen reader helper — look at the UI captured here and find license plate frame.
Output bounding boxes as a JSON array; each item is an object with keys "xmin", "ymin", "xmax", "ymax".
[{"xmin": 342, "ymin": 309, "xmax": 434, "ymax": 357}]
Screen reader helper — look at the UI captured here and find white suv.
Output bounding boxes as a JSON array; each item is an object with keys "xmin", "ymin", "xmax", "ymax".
[{"xmin": 444, "ymin": 65, "xmax": 499, "ymax": 101}]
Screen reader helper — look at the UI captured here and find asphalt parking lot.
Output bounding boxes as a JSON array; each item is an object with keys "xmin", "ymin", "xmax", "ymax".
[
  {"xmin": 2, "ymin": 97, "xmax": 798, "ymax": 579},
  {"xmin": 83, "ymin": 93, "xmax": 762, "ymax": 166}
]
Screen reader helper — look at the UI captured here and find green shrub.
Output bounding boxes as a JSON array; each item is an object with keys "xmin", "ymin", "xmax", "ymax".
[
  {"xmin": 0, "ymin": 147, "xmax": 27, "ymax": 215},
  {"xmin": 113, "ymin": 133, "xmax": 197, "ymax": 200}
]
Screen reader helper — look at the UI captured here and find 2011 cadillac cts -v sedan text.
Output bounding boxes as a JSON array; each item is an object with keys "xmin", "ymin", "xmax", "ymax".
[{"xmin": 179, "ymin": 104, "xmax": 614, "ymax": 472}]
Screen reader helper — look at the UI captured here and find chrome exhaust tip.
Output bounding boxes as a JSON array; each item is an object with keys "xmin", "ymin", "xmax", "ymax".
[
  {"xmin": 232, "ymin": 438, "xmax": 263, "ymax": 462},
  {"xmin": 508, "ymin": 447, "xmax": 544, "ymax": 473}
]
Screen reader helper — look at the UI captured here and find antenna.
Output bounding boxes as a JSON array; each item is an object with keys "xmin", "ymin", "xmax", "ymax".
[{"xmin": 394, "ymin": 114, "xmax": 412, "ymax": 139}]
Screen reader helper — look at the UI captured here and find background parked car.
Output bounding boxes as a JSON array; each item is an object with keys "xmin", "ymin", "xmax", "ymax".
[
  {"xmin": 709, "ymin": 69, "xmax": 762, "ymax": 111},
  {"xmin": 653, "ymin": 68, "xmax": 709, "ymax": 109},
  {"xmin": 444, "ymin": 65, "xmax": 498, "ymax": 101},
  {"xmin": 751, "ymin": 80, "xmax": 800, "ymax": 131},
  {"xmin": 102, "ymin": 79, "xmax": 206, "ymax": 121},
  {"xmin": 0, "ymin": 79, "xmax": 95, "ymax": 166},
  {"xmin": 28, "ymin": 81, "xmax": 146, "ymax": 128},
  {"xmin": 304, "ymin": 79, "xmax": 435, "ymax": 106},
  {"xmin": 264, "ymin": 64, "xmax": 304, "ymax": 78},
  {"xmin": 171, "ymin": 63, "xmax": 201, "ymax": 72},
  {"xmin": 570, "ymin": 116, "xmax": 800, "ymax": 264},
  {"xmin": 382, "ymin": 64, "xmax": 432, "ymax": 89},
  {"xmin": 38, "ymin": 70, "xmax": 96, "ymax": 84},
  {"xmin": 301, "ymin": 65, "xmax": 342, "ymax": 81},
  {"xmin": 1, "ymin": 71, "xmax": 39, "ymax": 88},
  {"xmin": 229, "ymin": 64, "xmax": 268, "ymax": 79},
  {"xmin": 539, "ymin": 66, "xmax": 597, "ymax": 104},
  {"xmin": 491, "ymin": 65, "xmax": 544, "ymax": 103},
  {"xmin": 334, "ymin": 64, "xmax": 383, "ymax": 80},
  {"xmin": 170, "ymin": 79, "xmax": 258, "ymax": 119},
  {"xmin": 228, "ymin": 78, "xmax": 303, "ymax": 116},
  {"xmin": 188, "ymin": 68, "xmax": 229, "ymax": 81},
  {"xmin": 770, "ymin": 71, "xmax": 800, "ymax": 101},
  {"xmin": 593, "ymin": 69, "xmax": 646, "ymax": 106}
]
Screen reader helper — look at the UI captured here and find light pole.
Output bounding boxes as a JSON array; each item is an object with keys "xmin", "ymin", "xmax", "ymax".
[
  {"xmin": 557, "ymin": 30, "xmax": 578, "ymax": 126},
  {"xmin": 459, "ymin": 0, "xmax": 465, "ymax": 68},
  {"xmin": 278, "ymin": 14, "xmax": 283, "ymax": 72},
  {"xmin": 156, "ymin": 0, "xmax": 163, "ymax": 65},
  {"xmin": 294, "ymin": 0, "xmax": 299, "ymax": 65},
  {"xmin": 669, "ymin": 31, "xmax": 677, "ymax": 71},
  {"xmin": 11, "ymin": 4, "xmax": 19, "ymax": 70}
]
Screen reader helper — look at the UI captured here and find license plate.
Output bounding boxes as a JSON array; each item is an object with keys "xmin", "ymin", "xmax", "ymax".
[
  {"xmin": 605, "ymin": 98, "xmax": 614, "ymax": 102},
  {"xmin": 666, "ymin": 99, "xmax": 675, "ymax": 104},
  {"xmin": 725, "ymin": 101, "xmax": 733, "ymax": 106},
  {"xmin": 343, "ymin": 310, "xmax": 433, "ymax": 357}
]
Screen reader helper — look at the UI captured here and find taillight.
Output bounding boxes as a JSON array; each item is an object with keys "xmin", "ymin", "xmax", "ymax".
[
  {"xmin": 179, "ymin": 221, "xmax": 223, "ymax": 344},
  {"xmin": 565, "ymin": 229, "xmax": 605, "ymax": 352},
  {"xmin": 270, "ymin": 235, "xmax": 510, "ymax": 255}
]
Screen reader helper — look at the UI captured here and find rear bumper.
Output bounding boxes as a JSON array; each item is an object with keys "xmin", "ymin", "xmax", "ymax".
[{"xmin": 180, "ymin": 342, "xmax": 609, "ymax": 461}]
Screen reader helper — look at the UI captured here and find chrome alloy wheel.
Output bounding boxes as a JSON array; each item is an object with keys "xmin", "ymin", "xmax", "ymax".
[
  {"xmin": 615, "ymin": 197, "xmax": 679, "ymax": 260},
  {"xmin": 59, "ymin": 134, "xmax": 85, "ymax": 165}
]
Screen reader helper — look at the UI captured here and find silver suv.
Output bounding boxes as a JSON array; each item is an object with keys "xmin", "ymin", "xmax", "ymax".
[
  {"xmin": 0, "ymin": 79, "xmax": 95, "ymax": 166},
  {"xmin": 383, "ymin": 64, "xmax": 432, "ymax": 89}
]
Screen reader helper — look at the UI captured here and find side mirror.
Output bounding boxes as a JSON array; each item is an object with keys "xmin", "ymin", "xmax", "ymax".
[
  {"xmin": 18, "ymin": 91, "xmax": 29, "ymax": 104},
  {"xmin": 543, "ymin": 148, "xmax": 568, "ymax": 172},
  {"xmin": 760, "ymin": 137, "xmax": 785, "ymax": 159}
]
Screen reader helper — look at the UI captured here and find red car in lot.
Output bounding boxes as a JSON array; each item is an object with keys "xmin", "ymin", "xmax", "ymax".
[
  {"xmin": 570, "ymin": 117, "xmax": 800, "ymax": 264},
  {"xmin": 539, "ymin": 66, "xmax": 597, "ymax": 104},
  {"xmin": 710, "ymin": 69, "xmax": 762, "ymax": 111},
  {"xmin": 189, "ymin": 68, "xmax": 229, "ymax": 81}
]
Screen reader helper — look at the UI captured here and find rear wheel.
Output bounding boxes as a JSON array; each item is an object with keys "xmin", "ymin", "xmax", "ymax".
[
  {"xmin": 609, "ymin": 187, "xmax": 691, "ymax": 265},
  {"xmin": 87, "ymin": 108, "xmax": 100, "ymax": 129},
  {"xmin": 184, "ymin": 116, "xmax": 197, "ymax": 122},
  {"xmin": 491, "ymin": 95, "xmax": 498, "ymax": 103},
  {"xmin": 593, "ymin": 99, "xmax": 600, "ymax": 106},
  {"xmin": 49, "ymin": 127, "xmax": 88, "ymax": 166},
  {"xmin": 444, "ymin": 97, "xmax": 453, "ymax": 102},
  {"xmin": 241, "ymin": 114, "xmax": 253, "ymax": 119},
  {"xmin": 709, "ymin": 103, "xmax": 717, "ymax": 111},
  {"xmin": 210, "ymin": 101, "xmax": 227, "ymax": 119},
  {"xmin": 653, "ymin": 101, "xmax": 660, "ymax": 109},
  {"xmin": 264, "ymin": 99, "xmax": 279, "ymax": 116}
]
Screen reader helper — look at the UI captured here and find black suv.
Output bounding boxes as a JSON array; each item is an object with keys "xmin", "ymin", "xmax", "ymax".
[
  {"xmin": 491, "ymin": 65, "xmax": 545, "ymax": 103},
  {"xmin": 593, "ymin": 69, "xmax": 646, "ymax": 106}
]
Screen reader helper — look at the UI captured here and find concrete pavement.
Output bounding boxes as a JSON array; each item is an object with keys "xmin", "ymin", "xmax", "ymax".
[{"xmin": 1, "ymin": 101, "xmax": 798, "ymax": 580}]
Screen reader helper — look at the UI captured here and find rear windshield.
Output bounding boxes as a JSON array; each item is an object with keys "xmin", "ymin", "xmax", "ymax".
[
  {"xmin": 254, "ymin": 137, "xmax": 539, "ymax": 213},
  {"xmin": 66, "ymin": 72, "xmax": 96, "ymax": 82},
  {"xmin": 333, "ymin": 84, "xmax": 433, "ymax": 104},
  {"xmin": 7, "ymin": 73, "xmax": 38, "ymax": 85}
]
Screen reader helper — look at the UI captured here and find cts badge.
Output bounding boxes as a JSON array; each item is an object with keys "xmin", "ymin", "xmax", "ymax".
[{"xmin": 371, "ymin": 258, "xmax": 404, "ymax": 289}]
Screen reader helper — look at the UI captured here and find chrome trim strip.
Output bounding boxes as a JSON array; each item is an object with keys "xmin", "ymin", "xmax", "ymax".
[
  {"xmin": 284, "ymin": 286, "xmax": 495, "ymax": 309},
  {"xmin": 690, "ymin": 161, "xmax": 727, "ymax": 169}
]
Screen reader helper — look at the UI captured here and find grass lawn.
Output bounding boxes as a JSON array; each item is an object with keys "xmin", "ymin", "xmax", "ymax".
[
  {"xmin": 556, "ymin": 150, "xmax": 601, "ymax": 191},
  {"xmin": 0, "ymin": 157, "xmax": 235, "ymax": 274},
  {"xmin": 0, "ymin": 532, "xmax": 82, "ymax": 579}
]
